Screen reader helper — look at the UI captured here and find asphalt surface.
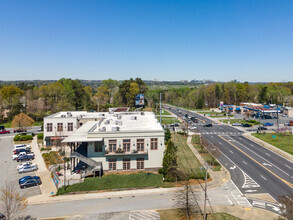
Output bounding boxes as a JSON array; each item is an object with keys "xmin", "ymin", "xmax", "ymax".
[
  {"xmin": 0, "ymin": 135, "xmax": 41, "ymax": 198},
  {"xmin": 164, "ymin": 104, "xmax": 293, "ymax": 210}
]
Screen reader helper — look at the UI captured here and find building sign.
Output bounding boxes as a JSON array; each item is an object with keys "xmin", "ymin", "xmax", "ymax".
[{"xmin": 135, "ymin": 94, "xmax": 144, "ymax": 106}]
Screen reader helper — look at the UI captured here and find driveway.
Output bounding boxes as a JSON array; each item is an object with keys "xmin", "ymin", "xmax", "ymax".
[{"xmin": 0, "ymin": 135, "xmax": 41, "ymax": 198}]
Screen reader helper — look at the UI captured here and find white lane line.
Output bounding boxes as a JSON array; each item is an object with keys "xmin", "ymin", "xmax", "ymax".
[
  {"xmin": 229, "ymin": 150, "xmax": 234, "ymax": 154},
  {"xmin": 265, "ymin": 153, "xmax": 271, "ymax": 157},
  {"xmin": 219, "ymin": 142, "xmax": 222, "ymax": 145},
  {"xmin": 225, "ymin": 196, "xmax": 233, "ymax": 205},
  {"xmin": 243, "ymin": 161, "xmax": 247, "ymax": 165},
  {"xmin": 260, "ymin": 175, "xmax": 267, "ymax": 180},
  {"xmin": 250, "ymin": 144, "xmax": 254, "ymax": 147},
  {"xmin": 285, "ymin": 164, "xmax": 292, "ymax": 169}
]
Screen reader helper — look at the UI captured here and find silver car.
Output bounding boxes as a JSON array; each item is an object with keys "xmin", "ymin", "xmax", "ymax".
[{"xmin": 18, "ymin": 164, "xmax": 38, "ymax": 174}]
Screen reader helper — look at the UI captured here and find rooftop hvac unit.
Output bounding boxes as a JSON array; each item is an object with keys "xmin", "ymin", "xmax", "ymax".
[
  {"xmin": 99, "ymin": 113, "xmax": 105, "ymax": 117},
  {"xmin": 117, "ymin": 115, "xmax": 122, "ymax": 119},
  {"xmin": 131, "ymin": 116, "xmax": 137, "ymax": 120},
  {"xmin": 104, "ymin": 120, "xmax": 110, "ymax": 124},
  {"xmin": 67, "ymin": 112, "xmax": 72, "ymax": 117},
  {"xmin": 141, "ymin": 112, "xmax": 145, "ymax": 115},
  {"xmin": 99, "ymin": 127, "xmax": 106, "ymax": 132},
  {"xmin": 111, "ymin": 126, "xmax": 120, "ymax": 131},
  {"xmin": 61, "ymin": 115, "xmax": 66, "ymax": 118},
  {"xmin": 115, "ymin": 120, "xmax": 123, "ymax": 125}
]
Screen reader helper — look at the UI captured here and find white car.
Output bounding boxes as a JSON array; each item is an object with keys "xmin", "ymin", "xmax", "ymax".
[
  {"xmin": 14, "ymin": 144, "xmax": 31, "ymax": 151},
  {"xmin": 17, "ymin": 162, "xmax": 34, "ymax": 169},
  {"xmin": 18, "ymin": 164, "xmax": 38, "ymax": 174},
  {"xmin": 12, "ymin": 152, "xmax": 34, "ymax": 160}
]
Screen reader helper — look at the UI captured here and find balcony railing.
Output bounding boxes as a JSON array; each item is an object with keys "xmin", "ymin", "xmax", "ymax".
[{"xmin": 105, "ymin": 149, "xmax": 148, "ymax": 156}]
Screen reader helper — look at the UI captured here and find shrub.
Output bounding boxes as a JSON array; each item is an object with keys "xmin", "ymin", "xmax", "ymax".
[
  {"xmin": 37, "ymin": 133, "xmax": 43, "ymax": 140},
  {"xmin": 14, "ymin": 134, "xmax": 21, "ymax": 141},
  {"xmin": 19, "ymin": 135, "xmax": 33, "ymax": 141}
]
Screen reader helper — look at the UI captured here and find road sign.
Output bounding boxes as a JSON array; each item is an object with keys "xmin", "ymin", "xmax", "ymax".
[{"xmin": 272, "ymin": 135, "xmax": 276, "ymax": 139}]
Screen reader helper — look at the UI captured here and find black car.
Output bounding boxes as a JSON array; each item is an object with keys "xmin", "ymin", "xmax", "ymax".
[
  {"xmin": 14, "ymin": 148, "xmax": 31, "ymax": 155},
  {"xmin": 258, "ymin": 126, "xmax": 267, "ymax": 130},
  {"xmin": 203, "ymin": 123, "xmax": 213, "ymax": 127},
  {"xmin": 17, "ymin": 154, "xmax": 35, "ymax": 162},
  {"xmin": 19, "ymin": 178, "xmax": 42, "ymax": 189},
  {"xmin": 242, "ymin": 123, "xmax": 252, "ymax": 127}
]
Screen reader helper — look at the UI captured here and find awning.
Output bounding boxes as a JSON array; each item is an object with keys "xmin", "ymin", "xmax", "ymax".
[{"xmin": 62, "ymin": 136, "xmax": 103, "ymax": 143}]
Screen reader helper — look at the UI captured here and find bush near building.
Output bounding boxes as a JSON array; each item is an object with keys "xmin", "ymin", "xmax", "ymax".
[
  {"xmin": 37, "ymin": 133, "xmax": 43, "ymax": 140},
  {"xmin": 42, "ymin": 151, "xmax": 64, "ymax": 167},
  {"xmin": 14, "ymin": 134, "xmax": 33, "ymax": 141}
]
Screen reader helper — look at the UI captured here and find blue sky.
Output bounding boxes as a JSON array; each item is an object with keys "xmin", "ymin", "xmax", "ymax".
[{"xmin": 0, "ymin": 0, "xmax": 292, "ymax": 82}]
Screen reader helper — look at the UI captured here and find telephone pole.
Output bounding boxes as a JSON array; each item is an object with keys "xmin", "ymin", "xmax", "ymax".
[{"xmin": 160, "ymin": 92, "xmax": 162, "ymax": 125}]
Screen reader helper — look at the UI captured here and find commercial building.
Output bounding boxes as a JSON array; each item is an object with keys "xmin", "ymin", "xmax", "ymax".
[{"xmin": 44, "ymin": 110, "xmax": 165, "ymax": 176}]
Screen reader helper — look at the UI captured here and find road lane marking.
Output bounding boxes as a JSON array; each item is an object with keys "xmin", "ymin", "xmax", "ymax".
[
  {"xmin": 265, "ymin": 153, "xmax": 271, "ymax": 157},
  {"xmin": 252, "ymin": 200, "xmax": 266, "ymax": 209},
  {"xmin": 261, "ymin": 175, "xmax": 267, "ymax": 180},
  {"xmin": 243, "ymin": 161, "xmax": 247, "ymax": 165},
  {"xmin": 219, "ymin": 135, "xmax": 293, "ymax": 189},
  {"xmin": 285, "ymin": 164, "xmax": 292, "ymax": 169},
  {"xmin": 242, "ymin": 171, "xmax": 260, "ymax": 188},
  {"xmin": 219, "ymin": 142, "xmax": 222, "ymax": 145},
  {"xmin": 229, "ymin": 150, "xmax": 234, "ymax": 154}
]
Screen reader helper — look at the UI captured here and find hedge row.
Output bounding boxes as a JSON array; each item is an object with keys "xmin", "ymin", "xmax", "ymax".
[{"xmin": 14, "ymin": 134, "xmax": 33, "ymax": 141}]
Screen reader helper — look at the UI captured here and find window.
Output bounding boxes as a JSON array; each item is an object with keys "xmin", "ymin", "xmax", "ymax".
[
  {"xmin": 137, "ymin": 139, "xmax": 144, "ymax": 152},
  {"xmin": 109, "ymin": 159, "xmax": 117, "ymax": 170},
  {"xmin": 57, "ymin": 123, "xmax": 63, "ymax": 132},
  {"xmin": 123, "ymin": 139, "xmax": 131, "ymax": 152},
  {"xmin": 94, "ymin": 142, "xmax": 103, "ymax": 152},
  {"xmin": 109, "ymin": 140, "xmax": 117, "ymax": 153},
  {"xmin": 123, "ymin": 158, "xmax": 131, "ymax": 170},
  {"xmin": 151, "ymin": 138, "xmax": 158, "ymax": 150},
  {"xmin": 137, "ymin": 158, "xmax": 144, "ymax": 170},
  {"xmin": 47, "ymin": 123, "xmax": 53, "ymax": 132},
  {"xmin": 67, "ymin": 123, "xmax": 73, "ymax": 132}
]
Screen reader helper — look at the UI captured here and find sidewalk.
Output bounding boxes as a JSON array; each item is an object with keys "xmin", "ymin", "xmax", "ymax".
[
  {"xmin": 186, "ymin": 135, "xmax": 231, "ymax": 189},
  {"xmin": 31, "ymin": 137, "xmax": 57, "ymax": 197}
]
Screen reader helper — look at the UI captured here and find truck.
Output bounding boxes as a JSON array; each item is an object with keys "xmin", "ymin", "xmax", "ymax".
[
  {"xmin": 15, "ymin": 153, "xmax": 35, "ymax": 162},
  {"xmin": 13, "ymin": 151, "xmax": 34, "ymax": 160}
]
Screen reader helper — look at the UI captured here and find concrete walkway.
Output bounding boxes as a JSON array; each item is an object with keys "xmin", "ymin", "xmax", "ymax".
[
  {"xmin": 31, "ymin": 137, "xmax": 57, "ymax": 198},
  {"xmin": 186, "ymin": 135, "xmax": 231, "ymax": 189}
]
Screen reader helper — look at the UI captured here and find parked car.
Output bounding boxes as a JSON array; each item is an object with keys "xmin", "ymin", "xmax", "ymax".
[
  {"xmin": 19, "ymin": 178, "xmax": 42, "ymax": 189},
  {"xmin": 284, "ymin": 122, "xmax": 290, "ymax": 126},
  {"xmin": 203, "ymin": 123, "xmax": 213, "ymax": 127},
  {"xmin": 13, "ymin": 152, "xmax": 34, "ymax": 160},
  {"xmin": 242, "ymin": 123, "xmax": 252, "ymax": 127},
  {"xmin": 14, "ymin": 148, "xmax": 31, "ymax": 155},
  {"xmin": 16, "ymin": 154, "xmax": 35, "ymax": 162},
  {"xmin": 17, "ymin": 162, "xmax": 34, "ymax": 169},
  {"xmin": 18, "ymin": 164, "xmax": 38, "ymax": 174},
  {"xmin": 14, "ymin": 144, "xmax": 31, "ymax": 151},
  {"xmin": 170, "ymin": 123, "xmax": 179, "ymax": 127},
  {"xmin": 232, "ymin": 122, "xmax": 242, "ymax": 126},
  {"xmin": 0, "ymin": 129, "xmax": 10, "ymax": 134},
  {"xmin": 263, "ymin": 122, "xmax": 273, "ymax": 126},
  {"xmin": 18, "ymin": 175, "xmax": 40, "ymax": 184},
  {"xmin": 258, "ymin": 126, "xmax": 268, "ymax": 130}
]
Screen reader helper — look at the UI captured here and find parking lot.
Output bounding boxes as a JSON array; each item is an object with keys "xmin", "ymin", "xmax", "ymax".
[{"xmin": 0, "ymin": 135, "xmax": 41, "ymax": 198}]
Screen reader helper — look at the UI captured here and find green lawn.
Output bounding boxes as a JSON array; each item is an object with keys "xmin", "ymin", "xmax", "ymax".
[
  {"xmin": 191, "ymin": 135, "xmax": 221, "ymax": 171},
  {"xmin": 252, "ymin": 133, "xmax": 293, "ymax": 155},
  {"xmin": 172, "ymin": 133, "xmax": 205, "ymax": 179},
  {"xmin": 56, "ymin": 173, "xmax": 173, "ymax": 195},
  {"xmin": 157, "ymin": 116, "xmax": 180, "ymax": 125},
  {"xmin": 159, "ymin": 209, "xmax": 242, "ymax": 220}
]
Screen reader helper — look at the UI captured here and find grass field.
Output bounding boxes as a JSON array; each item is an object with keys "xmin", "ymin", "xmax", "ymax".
[
  {"xmin": 191, "ymin": 135, "xmax": 221, "ymax": 171},
  {"xmin": 157, "ymin": 116, "xmax": 180, "ymax": 125},
  {"xmin": 172, "ymin": 133, "xmax": 205, "ymax": 179},
  {"xmin": 159, "ymin": 209, "xmax": 242, "ymax": 220},
  {"xmin": 56, "ymin": 173, "xmax": 173, "ymax": 195},
  {"xmin": 42, "ymin": 151, "xmax": 64, "ymax": 167},
  {"xmin": 252, "ymin": 132, "xmax": 293, "ymax": 155}
]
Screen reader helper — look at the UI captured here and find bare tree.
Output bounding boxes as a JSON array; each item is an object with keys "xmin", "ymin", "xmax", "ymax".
[{"xmin": 0, "ymin": 182, "xmax": 28, "ymax": 220}]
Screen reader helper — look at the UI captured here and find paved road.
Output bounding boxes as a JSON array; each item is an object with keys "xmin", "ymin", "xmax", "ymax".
[
  {"xmin": 164, "ymin": 104, "xmax": 293, "ymax": 209},
  {"xmin": 0, "ymin": 135, "xmax": 41, "ymax": 198}
]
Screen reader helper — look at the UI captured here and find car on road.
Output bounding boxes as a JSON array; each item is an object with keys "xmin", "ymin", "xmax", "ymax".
[
  {"xmin": 258, "ymin": 126, "xmax": 268, "ymax": 130},
  {"xmin": 284, "ymin": 122, "xmax": 290, "ymax": 126},
  {"xmin": 242, "ymin": 123, "xmax": 252, "ymax": 127},
  {"xmin": 18, "ymin": 175, "xmax": 41, "ymax": 184},
  {"xmin": 232, "ymin": 122, "xmax": 242, "ymax": 126},
  {"xmin": 19, "ymin": 178, "xmax": 42, "ymax": 189},
  {"xmin": 16, "ymin": 154, "xmax": 35, "ymax": 162},
  {"xmin": 0, "ymin": 129, "xmax": 10, "ymax": 134},
  {"xmin": 203, "ymin": 123, "xmax": 213, "ymax": 127},
  {"xmin": 18, "ymin": 164, "xmax": 38, "ymax": 173},
  {"xmin": 170, "ymin": 123, "xmax": 179, "ymax": 127},
  {"xmin": 189, "ymin": 126, "xmax": 197, "ymax": 130},
  {"xmin": 13, "ymin": 151, "xmax": 34, "ymax": 160},
  {"xmin": 13, "ymin": 128, "xmax": 27, "ymax": 133},
  {"xmin": 263, "ymin": 122, "xmax": 273, "ymax": 126}
]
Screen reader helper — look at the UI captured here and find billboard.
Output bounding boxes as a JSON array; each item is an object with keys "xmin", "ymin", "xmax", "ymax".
[{"xmin": 135, "ymin": 94, "xmax": 144, "ymax": 106}]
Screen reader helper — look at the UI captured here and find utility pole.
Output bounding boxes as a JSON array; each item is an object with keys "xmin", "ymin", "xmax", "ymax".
[
  {"xmin": 160, "ymin": 92, "xmax": 162, "ymax": 125},
  {"xmin": 63, "ymin": 157, "xmax": 66, "ymax": 187},
  {"xmin": 203, "ymin": 165, "xmax": 208, "ymax": 220}
]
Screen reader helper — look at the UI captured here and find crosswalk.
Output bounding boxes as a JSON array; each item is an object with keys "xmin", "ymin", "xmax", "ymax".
[
  {"xmin": 201, "ymin": 132, "xmax": 242, "ymax": 135},
  {"xmin": 129, "ymin": 210, "xmax": 160, "ymax": 220}
]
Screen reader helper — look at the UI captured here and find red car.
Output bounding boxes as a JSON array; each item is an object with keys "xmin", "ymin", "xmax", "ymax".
[{"xmin": 0, "ymin": 130, "xmax": 10, "ymax": 134}]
